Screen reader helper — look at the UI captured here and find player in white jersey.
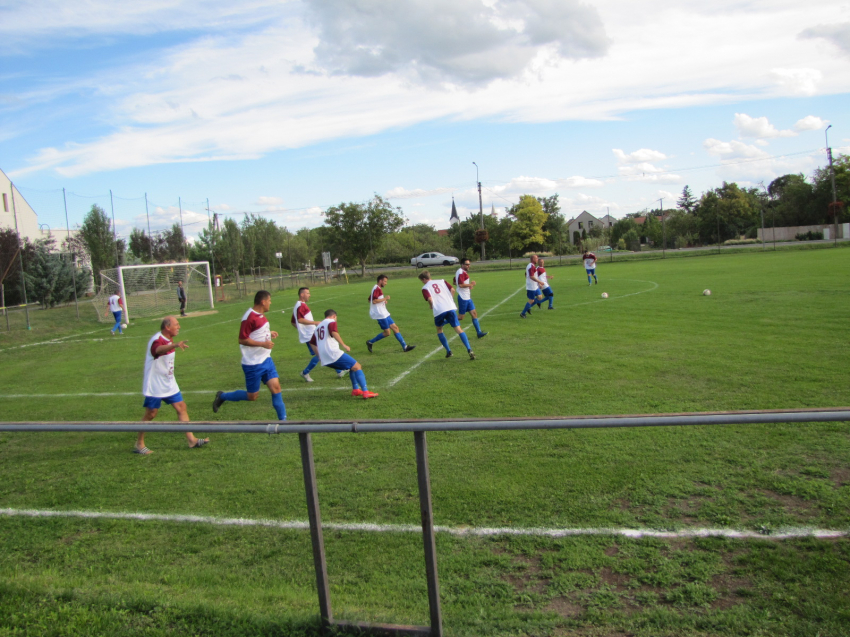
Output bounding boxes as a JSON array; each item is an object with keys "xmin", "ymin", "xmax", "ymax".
[
  {"xmin": 455, "ymin": 258, "xmax": 487, "ymax": 339},
  {"xmin": 365, "ymin": 274, "xmax": 415, "ymax": 354},
  {"xmin": 310, "ymin": 309, "xmax": 378, "ymax": 398},
  {"xmin": 104, "ymin": 293, "xmax": 124, "ymax": 335},
  {"xmin": 582, "ymin": 250, "xmax": 598, "ymax": 285},
  {"xmin": 520, "ymin": 254, "xmax": 544, "ymax": 318},
  {"xmin": 291, "ymin": 287, "xmax": 346, "ymax": 382},
  {"xmin": 536, "ymin": 259, "xmax": 555, "ymax": 310},
  {"xmin": 418, "ymin": 270, "xmax": 474, "ymax": 360},
  {"xmin": 212, "ymin": 290, "xmax": 287, "ymax": 420},
  {"xmin": 135, "ymin": 316, "xmax": 208, "ymax": 455}
]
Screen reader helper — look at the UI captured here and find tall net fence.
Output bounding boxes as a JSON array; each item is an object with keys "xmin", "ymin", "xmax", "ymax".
[{"xmin": 93, "ymin": 262, "xmax": 212, "ymax": 322}]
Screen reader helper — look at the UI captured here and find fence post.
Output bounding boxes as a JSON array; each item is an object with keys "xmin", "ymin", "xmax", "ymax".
[
  {"xmin": 414, "ymin": 431, "xmax": 443, "ymax": 637},
  {"xmin": 299, "ymin": 432, "xmax": 333, "ymax": 629}
]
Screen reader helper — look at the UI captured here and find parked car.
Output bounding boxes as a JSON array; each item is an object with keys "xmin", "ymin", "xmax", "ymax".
[
  {"xmin": 410, "ymin": 252, "xmax": 460, "ymax": 267},
  {"xmin": 598, "ymin": 245, "xmax": 613, "ymax": 252}
]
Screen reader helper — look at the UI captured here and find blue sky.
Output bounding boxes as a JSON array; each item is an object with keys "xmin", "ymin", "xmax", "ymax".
[{"xmin": 2, "ymin": 0, "xmax": 848, "ymax": 243}]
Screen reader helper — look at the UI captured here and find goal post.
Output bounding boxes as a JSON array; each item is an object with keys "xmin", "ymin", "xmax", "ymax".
[{"xmin": 93, "ymin": 262, "xmax": 213, "ymax": 322}]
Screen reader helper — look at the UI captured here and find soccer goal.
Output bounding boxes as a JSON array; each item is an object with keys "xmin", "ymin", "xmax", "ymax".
[{"xmin": 94, "ymin": 262, "xmax": 214, "ymax": 322}]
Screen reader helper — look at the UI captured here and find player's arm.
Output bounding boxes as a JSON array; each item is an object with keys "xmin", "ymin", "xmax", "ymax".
[
  {"xmin": 239, "ymin": 336, "xmax": 273, "ymax": 349},
  {"xmin": 330, "ymin": 328, "xmax": 351, "ymax": 352},
  {"xmin": 422, "ymin": 288, "xmax": 434, "ymax": 308},
  {"xmin": 372, "ymin": 294, "xmax": 389, "ymax": 304},
  {"xmin": 297, "ymin": 317, "xmax": 321, "ymax": 326},
  {"xmin": 155, "ymin": 340, "xmax": 188, "ymax": 355}
]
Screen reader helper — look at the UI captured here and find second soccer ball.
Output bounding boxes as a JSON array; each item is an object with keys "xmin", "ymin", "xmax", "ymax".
[
  {"xmin": 703, "ymin": 289, "xmax": 711, "ymax": 296},
  {"xmin": 121, "ymin": 323, "xmax": 128, "ymax": 329},
  {"xmin": 601, "ymin": 293, "xmax": 608, "ymax": 299}
]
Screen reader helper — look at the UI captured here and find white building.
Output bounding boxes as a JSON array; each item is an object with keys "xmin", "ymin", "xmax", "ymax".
[
  {"xmin": 1, "ymin": 167, "xmax": 77, "ymax": 249},
  {"xmin": 566, "ymin": 211, "xmax": 614, "ymax": 244}
]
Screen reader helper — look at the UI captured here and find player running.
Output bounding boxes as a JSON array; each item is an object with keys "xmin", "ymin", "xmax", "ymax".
[
  {"xmin": 291, "ymin": 287, "xmax": 345, "ymax": 382},
  {"xmin": 536, "ymin": 258, "xmax": 555, "ymax": 310},
  {"xmin": 311, "ymin": 309, "xmax": 378, "ymax": 399},
  {"xmin": 136, "ymin": 316, "xmax": 209, "ymax": 455},
  {"xmin": 455, "ymin": 258, "xmax": 488, "ymax": 338},
  {"xmin": 365, "ymin": 275, "xmax": 415, "ymax": 354},
  {"xmin": 418, "ymin": 270, "xmax": 475, "ymax": 360},
  {"xmin": 520, "ymin": 254, "xmax": 544, "ymax": 318},
  {"xmin": 105, "ymin": 292, "xmax": 124, "ymax": 335},
  {"xmin": 583, "ymin": 250, "xmax": 598, "ymax": 285},
  {"xmin": 212, "ymin": 290, "xmax": 287, "ymax": 421}
]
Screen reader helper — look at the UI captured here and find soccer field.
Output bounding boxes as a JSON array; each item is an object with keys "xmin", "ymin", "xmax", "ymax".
[{"xmin": 1, "ymin": 247, "xmax": 849, "ymax": 636}]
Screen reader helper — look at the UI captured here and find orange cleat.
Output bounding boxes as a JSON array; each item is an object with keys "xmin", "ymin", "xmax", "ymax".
[
  {"xmin": 351, "ymin": 389, "xmax": 364, "ymax": 397},
  {"xmin": 361, "ymin": 390, "xmax": 379, "ymax": 399}
]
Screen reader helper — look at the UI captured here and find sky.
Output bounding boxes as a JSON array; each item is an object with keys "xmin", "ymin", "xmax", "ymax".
[{"xmin": 2, "ymin": 0, "xmax": 849, "ymax": 243}]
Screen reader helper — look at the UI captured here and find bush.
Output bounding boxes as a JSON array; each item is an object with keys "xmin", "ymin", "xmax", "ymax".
[
  {"xmin": 745, "ymin": 226, "xmax": 759, "ymax": 239},
  {"xmin": 795, "ymin": 231, "xmax": 824, "ymax": 241}
]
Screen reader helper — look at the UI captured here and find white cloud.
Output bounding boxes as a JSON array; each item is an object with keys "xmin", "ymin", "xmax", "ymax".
[
  {"xmin": 256, "ymin": 196, "xmax": 284, "ymax": 206},
  {"xmin": 385, "ymin": 186, "xmax": 456, "ymax": 199},
  {"xmin": 769, "ymin": 68, "xmax": 822, "ymax": 96},
  {"xmin": 612, "ymin": 148, "xmax": 679, "ymax": 182},
  {"xmin": 733, "ymin": 113, "xmax": 796, "ymax": 139},
  {"xmin": 703, "ymin": 138, "xmax": 771, "ymax": 160},
  {"xmin": 793, "ymin": 115, "xmax": 829, "ymax": 131},
  {"xmin": 613, "ymin": 148, "xmax": 668, "ymax": 164},
  {"xmin": 304, "ymin": 0, "xmax": 610, "ymax": 86},
  {"xmin": 799, "ymin": 22, "xmax": 850, "ymax": 57}
]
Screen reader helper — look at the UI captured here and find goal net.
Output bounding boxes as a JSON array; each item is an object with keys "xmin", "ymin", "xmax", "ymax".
[{"xmin": 94, "ymin": 262, "xmax": 213, "ymax": 322}]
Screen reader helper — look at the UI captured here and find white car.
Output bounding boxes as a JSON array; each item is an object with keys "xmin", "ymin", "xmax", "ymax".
[{"xmin": 410, "ymin": 252, "xmax": 460, "ymax": 268}]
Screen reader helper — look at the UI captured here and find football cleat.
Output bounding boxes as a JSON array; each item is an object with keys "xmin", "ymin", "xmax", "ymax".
[
  {"xmin": 366, "ymin": 341, "xmax": 373, "ymax": 353},
  {"xmin": 477, "ymin": 332, "xmax": 488, "ymax": 339},
  {"xmin": 300, "ymin": 371, "xmax": 314, "ymax": 383},
  {"xmin": 361, "ymin": 390, "xmax": 379, "ymax": 399},
  {"xmin": 519, "ymin": 313, "xmax": 526, "ymax": 319},
  {"xmin": 468, "ymin": 351, "xmax": 475, "ymax": 360},
  {"xmin": 445, "ymin": 350, "xmax": 453, "ymax": 358},
  {"xmin": 337, "ymin": 369, "xmax": 348, "ymax": 378},
  {"xmin": 351, "ymin": 389, "xmax": 365, "ymax": 397},
  {"xmin": 403, "ymin": 345, "xmax": 416, "ymax": 352},
  {"xmin": 212, "ymin": 391, "xmax": 224, "ymax": 413}
]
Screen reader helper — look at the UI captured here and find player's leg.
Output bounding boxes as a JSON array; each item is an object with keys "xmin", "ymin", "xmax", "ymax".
[
  {"xmin": 587, "ymin": 270, "xmax": 592, "ymax": 285},
  {"xmin": 521, "ymin": 291, "xmax": 535, "ymax": 317},
  {"xmin": 265, "ymin": 377, "xmax": 287, "ymax": 420},
  {"xmin": 111, "ymin": 311, "xmax": 122, "ymax": 334},
  {"xmin": 468, "ymin": 307, "xmax": 486, "ymax": 338},
  {"xmin": 436, "ymin": 325, "xmax": 451, "ymax": 355},
  {"xmin": 389, "ymin": 322, "xmax": 412, "ymax": 351},
  {"xmin": 301, "ymin": 343, "xmax": 319, "ymax": 382},
  {"xmin": 366, "ymin": 320, "xmax": 390, "ymax": 351},
  {"xmin": 213, "ymin": 365, "xmax": 256, "ymax": 412},
  {"xmin": 136, "ymin": 402, "xmax": 158, "ymax": 454},
  {"xmin": 592, "ymin": 268, "xmax": 598, "ymax": 283}
]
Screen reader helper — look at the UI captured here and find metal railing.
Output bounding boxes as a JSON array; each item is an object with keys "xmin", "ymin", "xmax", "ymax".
[{"xmin": 3, "ymin": 407, "xmax": 850, "ymax": 637}]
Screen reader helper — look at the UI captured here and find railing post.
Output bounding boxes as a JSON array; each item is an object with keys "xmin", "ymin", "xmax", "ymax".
[
  {"xmin": 299, "ymin": 432, "xmax": 333, "ymax": 629},
  {"xmin": 414, "ymin": 431, "xmax": 443, "ymax": 637}
]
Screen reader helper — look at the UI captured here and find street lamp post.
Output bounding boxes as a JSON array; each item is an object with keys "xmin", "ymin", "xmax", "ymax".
[
  {"xmin": 659, "ymin": 198, "xmax": 665, "ymax": 258},
  {"xmin": 826, "ymin": 125, "xmax": 838, "ymax": 245},
  {"xmin": 473, "ymin": 162, "xmax": 485, "ymax": 261}
]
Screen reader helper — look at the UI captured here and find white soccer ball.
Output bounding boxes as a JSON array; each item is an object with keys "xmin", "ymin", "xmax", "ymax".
[
  {"xmin": 703, "ymin": 289, "xmax": 711, "ymax": 296},
  {"xmin": 601, "ymin": 292, "xmax": 608, "ymax": 299},
  {"xmin": 121, "ymin": 323, "xmax": 128, "ymax": 329}
]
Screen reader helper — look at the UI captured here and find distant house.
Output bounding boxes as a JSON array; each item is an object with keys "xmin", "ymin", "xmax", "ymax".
[{"xmin": 566, "ymin": 210, "xmax": 610, "ymax": 244}]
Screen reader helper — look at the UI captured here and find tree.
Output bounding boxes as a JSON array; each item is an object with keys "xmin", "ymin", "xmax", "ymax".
[
  {"xmin": 129, "ymin": 228, "xmax": 154, "ymax": 263},
  {"xmin": 538, "ymin": 194, "xmax": 567, "ymax": 254},
  {"xmin": 78, "ymin": 204, "xmax": 124, "ymax": 282},
  {"xmin": 694, "ymin": 182, "xmax": 760, "ymax": 243},
  {"xmin": 609, "ymin": 217, "xmax": 638, "ymax": 248},
  {"xmin": 0, "ymin": 228, "xmax": 36, "ymax": 306},
  {"xmin": 506, "ymin": 195, "xmax": 548, "ymax": 254},
  {"xmin": 161, "ymin": 223, "xmax": 187, "ymax": 262},
  {"xmin": 322, "ymin": 195, "xmax": 405, "ymax": 276},
  {"xmin": 677, "ymin": 185, "xmax": 697, "ymax": 213},
  {"xmin": 812, "ymin": 154, "xmax": 850, "ymax": 223},
  {"xmin": 24, "ymin": 237, "xmax": 90, "ymax": 308}
]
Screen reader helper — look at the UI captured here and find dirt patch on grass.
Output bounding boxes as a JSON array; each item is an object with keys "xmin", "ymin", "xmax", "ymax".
[{"xmin": 832, "ymin": 466, "xmax": 850, "ymax": 487}]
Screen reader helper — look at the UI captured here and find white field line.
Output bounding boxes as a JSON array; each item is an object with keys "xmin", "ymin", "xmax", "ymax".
[
  {"xmin": 486, "ymin": 278, "xmax": 659, "ymax": 318},
  {"xmin": 0, "ymin": 329, "xmax": 103, "ymax": 352},
  {"xmin": 0, "ymin": 508, "xmax": 845, "ymax": 540},
  {"xmin": 0, "ymin": 387, "xmax": 352, "ymax": 399},
  {"xmin": 387, "ymin": 286, "xmax": 526, "ymax": 388}
]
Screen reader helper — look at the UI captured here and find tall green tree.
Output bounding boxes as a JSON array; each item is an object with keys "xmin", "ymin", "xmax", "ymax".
[
  {"xmin": 538, "ymin": 194, "xmax": 567, "ymax": 253},
  {"xmin": 78, "ymin": 204, "xmax": 124, "ymax": 282},
  {"xmin": 677, "ymin": 185, "xmax": 697, "ymax": 213},
  {"xmin": 0, "ymin": 228, "xmax": 36, "ymax": 306},
  {"xmin": 24, "ymin": 237, "xmax": 90, "ymax": 308},
  {"xmin": 506, "ymin": 195, "xmax": 548, "ymax": 254},
  {"xmin": 322, "ymin": 195, "xmax": 405, "ymax": 276},
  {"xmin": 694, "ymin": 182, "xmax": 760, "ymax": 243}
]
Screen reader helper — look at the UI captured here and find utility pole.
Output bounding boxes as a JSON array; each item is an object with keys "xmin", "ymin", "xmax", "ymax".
[
  {"xmin": 206, "ymin": 199, "xmax": 217, "ymax": 283},
  {"xmin": 109, "ymin": 190, "xmax": 120, "ymax": 267},
  {"xmin": 826, "ymin": 125, "xmax": 838, "ymax": 245},
  {"xmin": 62, "ymin": 188, "xmax": 80, "ymax": 319},
  {"xmin": 144, "ymin": 193, "xmax": 153, "ymax": 262},
  {"xmin": 473, "ymin": 162, "xmax": 485, "ymax": 261},
  {"xmin": 659, "ymin": 198, "xmax": 665, "ymax": 258}
]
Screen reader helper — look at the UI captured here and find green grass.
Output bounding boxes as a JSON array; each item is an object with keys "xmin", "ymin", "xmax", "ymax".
[{"xmin": 1, "ymin": 247, "xmax": 849, "ymax": 635}]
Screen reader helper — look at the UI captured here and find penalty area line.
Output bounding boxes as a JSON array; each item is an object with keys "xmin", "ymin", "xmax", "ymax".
[
  {"xmin": 387, "ymin": 286, "xmax": 526, "ymax": 388},
  {"xmin": 0, "ymin": 508, "xmax": 845, "ymax": 540}
]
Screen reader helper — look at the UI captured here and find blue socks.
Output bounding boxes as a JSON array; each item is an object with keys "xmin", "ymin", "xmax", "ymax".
[
  {"xmin": 303, "ymin": 355, "xmax": 319, "ymax": 375},
  {"xmin": 522, "ymin": 302, "xmax": 533, "ymax": 315},
  {"xmin": 350, "ymin": 372, "xmax": 358, "ymax": 391},
  {"xmin": 459, "ymin": 332, "xmax": 471, "ymax": 352},
  {"xmin": 354, "ymin": 369, "xmax": 367, "ymax": 391},
  {"xmin": 221, "ymin": 390, "xmax": 248, "ymax": 402},
  {"xmin": 437, "ymin": 332, "xmax": 450, "ymax": 352},
  {"xmin": 394, "ymin": 332, "xmax": 407, "ymax": 349},
  {"xmin": 472, "ymin": 318, "xmax": 482, "ymax": 335},
  {"xmin": 369, "ymin": 333, "xmax": 386, "ymax": 344},
  {"xmin": 271, "ymin": 392, "xmax": 286, "ymax": 420}
]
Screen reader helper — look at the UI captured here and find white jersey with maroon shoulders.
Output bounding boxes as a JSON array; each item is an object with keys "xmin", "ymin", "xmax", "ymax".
[
  {"xmin": 421, "ymin": 279, "xmax": 457, "ymax": 316},
  {"xmin": 142, "ymin": 331, "xmax": 179, "ymax": 398},
  {"xmin": 525, "ymin": 263, "xmax": 540, "ymax": 291},
  {"xmin": 454, "ymin": 268, "xmax": 471, "ymax": 301},
  {"xmin": 537, "ymin": 266, "xmax": 549, "ymax": 288},
  {"xmin": 312, "ymin": 317, "xmax": 344, "ymax": 365},
  {"xmin": 583, "ymin": 253, "xmax": 597, "ymax": 269},
  {"xmin": 291, "ymin": 300, "xmax": 315, "ymax": 343},
  {"xmin": 368, "ymin": 285, "xmax": 390, "ymax": 319},
  {"xmin": 239, "ymin": 308, "xmax": 272, "ymax": 366},
  {"xmin": 107, "ymin": 294, "xmax": 122, "ymax": 312}
]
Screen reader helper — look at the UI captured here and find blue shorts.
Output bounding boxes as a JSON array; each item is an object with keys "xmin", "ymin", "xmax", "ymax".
[
  {"xmin": 434, "ymin": 310, "xmax": 460, "ymax": 328},
  {"xmin": 326, "ymin": 353, "xmax": 357, "ymax": 371},
  {"xmin": 457, "ymin": 298, "xmax": 475, "ymax": 315},
  {"xmin": 242, "ymin": 357, "xmax": 279, "ymax": 393},
  {"xmin": 526, "ymin": 289, "xmax": 541, "ymax": 301},
  {"xmin": 143, "ymin": 392, "xmax": 184, "ymax": 410},
  {"xmin": 541, "ymin": 286, "xmax": 553, "ymax": 297},
  {"xmin": 376, "ymin": 316, "xmax": 395, "ymax": 330},
  {"xmin": 586, "ymin": 268, "xmax": 596, "ymax": 275}
]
